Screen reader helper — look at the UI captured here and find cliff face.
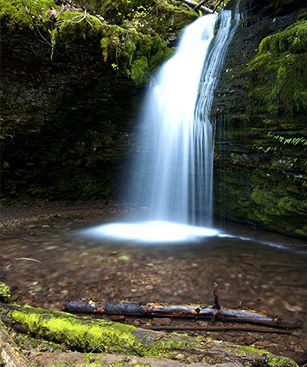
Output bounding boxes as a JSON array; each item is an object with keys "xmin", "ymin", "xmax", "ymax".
[
  {"xmin": 212, "ymin": 0, "xmax": 306, "ymax": 237},
  {"xmin": 0, "ymin": 0, "xmax": 196, "ymax": 199},
  {"xmin": 1, "ymin": 29, "xmax": 141, "ymax": 198}
]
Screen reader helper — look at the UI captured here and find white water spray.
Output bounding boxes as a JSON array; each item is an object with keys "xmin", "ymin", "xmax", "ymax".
[{"xmin": 83, "ymin": 11, "xmax": 239, "ymax": 242}]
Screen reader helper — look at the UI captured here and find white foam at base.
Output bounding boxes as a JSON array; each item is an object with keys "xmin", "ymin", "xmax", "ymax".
[{"xmin": 80, "ymin": 221, "xmax": 219, "ymax": 243}]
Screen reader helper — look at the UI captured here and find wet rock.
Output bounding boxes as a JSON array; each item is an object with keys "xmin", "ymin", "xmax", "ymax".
[{"xmin": 212, "ymin": 0, "xmax": 306, "ymax": 237}]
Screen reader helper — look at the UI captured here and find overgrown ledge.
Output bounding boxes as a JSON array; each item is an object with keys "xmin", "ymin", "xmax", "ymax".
[{"xmin": 0, "ymin": 0, "xmax": 198, "ymax": 84}]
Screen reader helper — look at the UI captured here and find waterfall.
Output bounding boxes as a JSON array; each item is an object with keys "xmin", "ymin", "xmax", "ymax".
[
  {"xmin": 192, "ymin": 10, "xmax": 240, "ymax": 225},
  {"xmin": 83, "ymin": 11, "xmax": 240, "ymax": 242},
  {"xmin": 129, "ymin": 14, "xmax": 218, "ymax": 224},
  {"xmin": 130, "ymin": 11, "xmax": 237, "ymax": 226}
]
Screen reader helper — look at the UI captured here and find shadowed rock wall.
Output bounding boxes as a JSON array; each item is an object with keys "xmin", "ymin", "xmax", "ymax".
[
  {"xmin": 0, "ymin": 0, "xmax": 196, "ymax": 199},
  {"xmin": 212, "ymin": 0, "xmax": 306, "ymax": 237},
  {"xmin": 0, "ymin": 29, "xmax": 141, "ymax": 198}
]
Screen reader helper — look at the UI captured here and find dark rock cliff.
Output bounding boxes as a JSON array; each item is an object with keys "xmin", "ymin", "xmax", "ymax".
[
  {"xmin": 212, "ymin": 0, "xmax": 306, "ymax": 237},
  {"xmin": 0, "ymin": 0, "xmax": 196, "ymax": 199},
  {"xmin": 1, "ymin": 29, "xmax": 141, "ymax": 198}
]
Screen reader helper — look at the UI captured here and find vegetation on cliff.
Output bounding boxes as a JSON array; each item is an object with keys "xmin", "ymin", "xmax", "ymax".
[
  {"xmin": 0, "ymin": 0, "xmax": 198, "ymax": 201},
  {"xmin": 248, "ymin": 13, "xmax": 307, "ymax": 115},
  {"xmin": 0, "ymin": 0, "xmax": 197, "ymax": 84},
  {"xmin": 242, "ymin": 9, "xmax": 307, "ymax": 236}
]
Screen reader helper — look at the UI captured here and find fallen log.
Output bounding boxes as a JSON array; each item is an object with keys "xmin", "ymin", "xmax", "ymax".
[
  {"xmin": 0, "ymin": 301, "xmax": 299, "ymax": 366},
  {"xmin": 63, "ymin": 301, "xmax": 303, "ymax": 329},
  {"xmin": 149, "ymin": 325, "xmax": 295, "ymax": 334}
]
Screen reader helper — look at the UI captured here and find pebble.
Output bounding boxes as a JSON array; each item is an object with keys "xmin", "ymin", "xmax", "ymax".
[
  {"xmin": 175, "ymin": 353, "xmax": 185, "ymax": 361},
  {"xmin": 283, "ymin": 301, "xmax": 302, "ymax": 312},
  {"xmin": 118, "ymin": 255, "xmax": 131, "ymax": 262}
]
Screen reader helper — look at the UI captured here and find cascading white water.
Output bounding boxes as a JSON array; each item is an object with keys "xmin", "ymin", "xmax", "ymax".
[
  {"xmin": 192, "ymin": 10, "xmax": 240, "ymax": 225},
  {"xmin": 130, "ymin": 11, "xmax": 237, "ymax": 225},
  {"xmin": 82, "ymin": 11, "xmax": 240, "ymax": 242},
  {"xmin": 130, "ymin": 14, "xmax": 218, "ymax": 224}
]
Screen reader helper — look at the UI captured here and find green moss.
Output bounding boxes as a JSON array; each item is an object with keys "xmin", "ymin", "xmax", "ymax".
[
  {"xmin": 259, "ymin": 20, "xmax": 307, "ymax": 54},
  {"xmin": 0, "ymin": 282, "xmax": 11, "ymax": 303},
  {"xmin": 0, "ymin": 0, "xmax": 57, "ymax": 30},
  {"xmin": 100, "ymin": 24, "xmax": 170, "ymax": 84},
  {"xmin": 0, "ymin": 0, "xmax": 194, "ymax": 84},
  {"xmin": 51, "ymin": 11, "xmax": 103, "ymax": 44},
  {"xmin": 248, "ymin": 183, "xmax": 307, "ymax": 235},
  {"xmin": 85, "ymin": 0, "xmax": 197, "ymax": 32},
  {"xmin": 298, "ymin": 7, "xmax": 307, "ymax": 20},
  {"xmin": 237, "ymin": 346, "xmax": 298, "ymax": 367},
  {"xmin": 10, "ymin": 306, "xmax": 191, "ymax": 357},
  {"xmin": 248, "ymin": 19, "xmax": 307, "ymax": 115},
  {"xmin": 130, "ymin": 57, "xmax": 149, "ymax": 84}
]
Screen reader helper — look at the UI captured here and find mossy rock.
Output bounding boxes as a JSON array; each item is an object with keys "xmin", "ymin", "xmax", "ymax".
[
  {"xmin": 0, "ymin": 0, "xmax": 195, "ymax": 84},
  {"xmin": 248, "ymin": 18, "xmax": 307, "ymax": 116},
  {"xmin": 100, "ymin": 23, "xmax": 171, "ymax": 83}
]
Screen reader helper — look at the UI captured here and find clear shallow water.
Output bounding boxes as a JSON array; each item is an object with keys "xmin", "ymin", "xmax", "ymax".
[{"xmin": 1, "ymin": 209, "xmax": 306, "ymax": 357}]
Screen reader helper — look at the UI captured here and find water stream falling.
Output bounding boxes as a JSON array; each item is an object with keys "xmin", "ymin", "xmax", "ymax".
[{"xmin": 83, "ymin": 11, "xmax": 240, "ymax": 242}]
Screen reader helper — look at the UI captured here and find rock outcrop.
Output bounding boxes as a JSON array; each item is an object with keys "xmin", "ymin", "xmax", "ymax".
[
  {"xmin": 0, "ymin": 0, "xmax": 196, "ymax": 199},
  {"xmin": 212, "ymin": 0, "xmax": 306, "ymax": 237}
]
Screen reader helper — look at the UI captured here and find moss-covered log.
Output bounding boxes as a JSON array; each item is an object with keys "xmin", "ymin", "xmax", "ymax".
[{"xmin": 0, "ymin": 301, "xmax": 299, "ymax": 366}]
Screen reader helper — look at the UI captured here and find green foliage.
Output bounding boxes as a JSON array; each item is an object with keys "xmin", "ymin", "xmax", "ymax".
[
  {"xmin": 0, "ymin": 0, "xmax": 57, "ymax": 30},
  {"xmin": 248, "ymin": 19, "xmax": 307, "ymax": 115},
  {"xmin": 50, "ymin": 11, "xmax": 103, "ymax": 47},
  {"xmin": 0, "ymin": 282, "xmax": 11, "ymax": 303},
  {"xmin": 0, "ymin": 0, "xmax": 193, "ymax": 84},
  {"xmin": 259, "ymin": 20, "xmax": 307, "ymax": 54},
  {"xmin": 267, "ymin": 131, "xmax": 307, "ymax": 146},
  {"xmin": 100, "ymin": 24, "xmax": 170, "ymax": 84}
]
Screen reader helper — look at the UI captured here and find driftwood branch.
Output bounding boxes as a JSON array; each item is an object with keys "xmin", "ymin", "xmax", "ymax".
[
  {"xmin": 177, "ymin": 0, "xmax": 215, "ymax": 14},
  {"xmin": 63, "ymin": 301, "xmax": 303, "ymax": 329},
  {"xmin": 149, "ymin": 325, "xmax": 295, "ymax": 334}
]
